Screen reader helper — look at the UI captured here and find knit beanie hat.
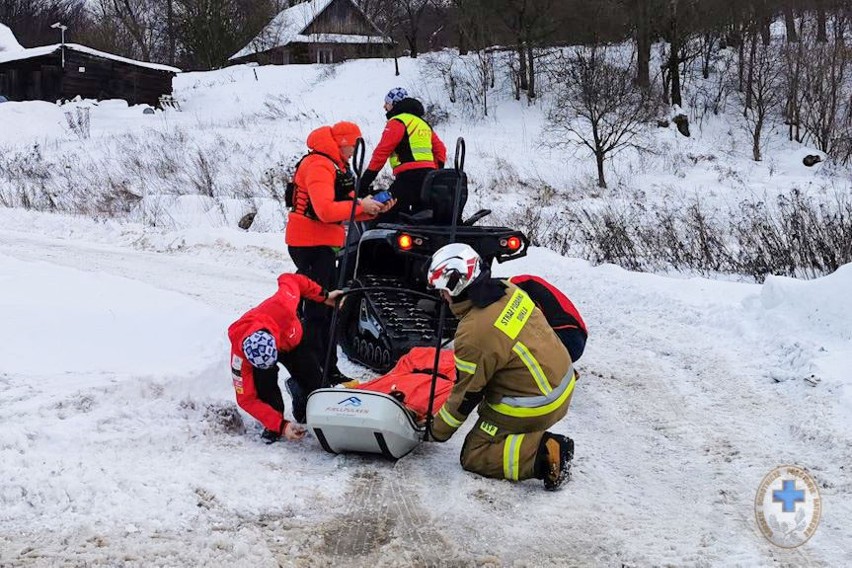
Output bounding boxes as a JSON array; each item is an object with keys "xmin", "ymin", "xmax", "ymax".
[
  {"xmin": 242, "ymin": 330, "xmax": 277, "ymax": 369},
  {"xmin": 331, "ymin": 121, "xmax": 362, "ymax": 147},
  {"xmin": 384, "ymin": 87, "xmax": 408, "ymax": 105}
]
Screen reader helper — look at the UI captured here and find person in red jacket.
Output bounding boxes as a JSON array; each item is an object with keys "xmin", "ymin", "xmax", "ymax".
[
  {"xmin": 228, "ymin": 273, "xmax": 343, "ymax": 443},
  {"xmin": 285, "ymin": 121, "xmax": 392, "ymax": 383},
  {"xmin": 358, "ymin": 88, "xmax": 447, "ymax": 223},
  {"xmin": 508, "ymin": 275, "xmax": 588, "ymax": 363}
]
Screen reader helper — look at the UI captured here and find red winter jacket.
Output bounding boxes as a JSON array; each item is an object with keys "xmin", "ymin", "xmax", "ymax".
[
  {"xmin": 227, "ymin": 274, "xmax": 326, "ymax": 432},
  {"xmin": 367, "ymin": 118, "xmax": 447, "ymax": 176}
]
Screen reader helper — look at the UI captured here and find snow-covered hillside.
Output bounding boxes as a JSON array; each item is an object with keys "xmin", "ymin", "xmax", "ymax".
[
  {"xmin": 0, "ymin": 54, "xmax": 843, "ymax": 234},
  {"xmin": 1, "ymin": 53, "xmax": 851, "ymax": 566}
]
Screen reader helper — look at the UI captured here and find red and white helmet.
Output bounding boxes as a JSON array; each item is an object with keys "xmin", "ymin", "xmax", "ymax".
[{"xmin": 427, "ymin": 243, "xmax": 482, "ymax": 296}]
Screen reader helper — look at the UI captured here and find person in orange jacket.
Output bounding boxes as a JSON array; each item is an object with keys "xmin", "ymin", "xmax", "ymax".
[
  {"xmin": 285, "ymin": 121, "xmax": 393, "ymax": 383},
  {"xmin": 228, "ymin": 273, "xmax": 343, "ymax": 442}
]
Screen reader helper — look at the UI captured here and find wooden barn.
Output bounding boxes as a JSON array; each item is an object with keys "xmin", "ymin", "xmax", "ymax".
[
  {"xmin": 0, "ymin": 43, "xmax": 180, "ymax": 107},
  {"xmin": 230, "ymin": 0, "xmax": 393, "ymax": 66}
]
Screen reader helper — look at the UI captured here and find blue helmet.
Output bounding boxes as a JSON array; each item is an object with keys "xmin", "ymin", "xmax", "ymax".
[
  {"xmin": 384, "ymin": 87, "xmax": 408, "ymax": 106},
  {"xmin": 242, "ymin": 330, "xmax": 277, "ymax": 369}
]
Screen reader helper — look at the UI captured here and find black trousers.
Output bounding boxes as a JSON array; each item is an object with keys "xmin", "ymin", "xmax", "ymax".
[
  {"xmin": 556, "ymin": 328, "xmax": 587, "ymax": 363},
  {"xmin": 252, "ymin": 341, "xmax": 325, "ymax": 424},
  {"xmin": 375, "ymin": 168, "xmax": 433, "ymax": 224},
  {"xmin": 288, "ymin": 245, "xmax": 338, "ymax": 374}
]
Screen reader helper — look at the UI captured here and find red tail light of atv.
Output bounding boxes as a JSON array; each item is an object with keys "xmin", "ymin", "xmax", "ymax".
[
  {"xmin": 397, "ymin": 233, "xmax": 414, "ymax": 250},
  {"xmin": 500, "ymin": 236, "xmax": 523, "ymax": 251}
]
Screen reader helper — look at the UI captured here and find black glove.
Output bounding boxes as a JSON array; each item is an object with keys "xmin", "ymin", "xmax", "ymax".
[
  {"xmin": 359, "ymin": 169, "xmax": 378, "ymax": 196},
  {"xmin": 261, "ymin": 428, "xmax": 280, "ymax": 444}
]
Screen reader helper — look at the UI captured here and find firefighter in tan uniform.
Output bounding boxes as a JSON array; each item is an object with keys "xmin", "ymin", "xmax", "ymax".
[{"xmin": 426, "ymin": 243, "xmax": 576, "ymax": 490}]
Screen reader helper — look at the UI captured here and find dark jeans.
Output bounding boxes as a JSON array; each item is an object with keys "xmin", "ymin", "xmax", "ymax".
[
  {"xmin": 288, "ymin": 245, "xmax": 339, "ymax": 375},
  {"xmin": 253, "ymin": 341, "xmax": 324, "ymax": 423},
  {"xmin": 375, "ymin": 168, "xmax": 433, "ymax": 224}
]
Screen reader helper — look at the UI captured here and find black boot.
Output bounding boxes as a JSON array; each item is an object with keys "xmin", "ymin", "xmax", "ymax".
[
  {"xmin": 536, "ymin": 433, "xmax": 574, "ymax": 491},
  {"xmin": 326, "ymin": 368, "xmax": 350, "ymax": 387}
]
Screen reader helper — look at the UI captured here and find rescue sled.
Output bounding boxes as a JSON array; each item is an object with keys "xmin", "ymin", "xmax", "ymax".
[
  {"xmin": 307, "ymin": 347, "xmax": 455, "ymax": 459},
  {"xmin": 306, "ymin": 389, "xmax": 423, "ymax": 459}
]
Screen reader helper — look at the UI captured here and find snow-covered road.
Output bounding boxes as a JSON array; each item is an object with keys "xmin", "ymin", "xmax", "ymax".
[{"xmin": 1, "ymin": 222, "xmax": 849, "ymax": 567}]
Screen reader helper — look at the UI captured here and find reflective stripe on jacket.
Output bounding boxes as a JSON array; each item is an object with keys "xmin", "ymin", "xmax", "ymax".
[{"xmin": 431, "ymin": 282, "xmax": 573, "ymax": 441}]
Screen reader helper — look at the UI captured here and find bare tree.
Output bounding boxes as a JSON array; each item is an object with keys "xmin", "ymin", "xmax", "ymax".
[
  {"xmin": 1, "ymin": 0, "xmax": 87, "ymax": 48},
  {"xmin": 738, "ymin": 39, "xmax": 784, "ymax": 161},
  {"xmin": 399, "ymin": 0, "xmax": 431, "ymax": 58},
  {"xmin": 494, "ymin": 0, "xmax": 566, "ymax": 103},
  {"xmin": 95, "ymin": 0, "xmax": 158, "ymax": 61},
  {"xmin": 176, "ymin": 0, "xmax": 277, "ymax": 69},
  {"xmin": 799, "ymin": 26, "xmax": 852, "ymax": 160},
  {"xmin": 547, "ymin": 46, "xmax": 660, "ymax": 188},
  {"xmin": 782, "ymin": 33, "xmax": 806, "ymax": 141}
]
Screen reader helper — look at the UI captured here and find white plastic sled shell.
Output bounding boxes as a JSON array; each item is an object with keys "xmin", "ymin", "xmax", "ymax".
[{"xmin": 306, "ymin": 388, "xmax": 424, "ymax": 459}]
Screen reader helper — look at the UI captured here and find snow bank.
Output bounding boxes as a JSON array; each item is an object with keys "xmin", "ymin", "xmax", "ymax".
[
  {"xmin": 0, "ymin": 253, "xmax": 227, "ymax": 375},
  {"xmin": 0, "ymin": 101, "xmax": 65, "ymax": 143},
  {"xmin": 759, "ymin": 264, "xmax": 852, "ymax": 341}
]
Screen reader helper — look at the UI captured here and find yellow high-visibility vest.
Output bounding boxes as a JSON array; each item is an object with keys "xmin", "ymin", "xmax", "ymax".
[{"xmin": 389, "ymin": 113, "xmax": 435, "ymax": 168}]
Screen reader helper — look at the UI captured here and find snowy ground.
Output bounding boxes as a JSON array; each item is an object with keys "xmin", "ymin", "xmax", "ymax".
[{"xmin": 1, "ymin": 209, "xmax": 850, "ymax": 567}]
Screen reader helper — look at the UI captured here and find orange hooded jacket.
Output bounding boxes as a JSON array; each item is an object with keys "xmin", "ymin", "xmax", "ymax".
[{"xmin": 285, "ymin": 124, "xmax": 373, "ymax": 247}]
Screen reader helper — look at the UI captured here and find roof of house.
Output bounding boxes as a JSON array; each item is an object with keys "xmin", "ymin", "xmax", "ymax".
[
  {"xmin": 230, "ymin": 0, "xmax": 392, "ymax": 61},
  {"xmin": 0, "ymin": 43, "xmax": 181, "ymax": 73},
  {"xmin": 0, "ymin": 23, "xmax": 23, "ymax": 53}
]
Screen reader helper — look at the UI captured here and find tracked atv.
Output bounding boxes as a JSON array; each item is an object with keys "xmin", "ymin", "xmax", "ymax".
[
  {"xmin": 308, "ymin": 139, "xmax": 529, "ymax": 458},
  {"xmin": 335, "ymin": 167, "xmax": 529, "ymax": 373}
]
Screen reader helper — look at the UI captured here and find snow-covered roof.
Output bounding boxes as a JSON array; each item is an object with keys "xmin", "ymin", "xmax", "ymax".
[
  {"xmin": 0, "ymin": 23, "xmax": 23, "ymax": 53},
  {"xmin": 0, "ymin": 43, "xmax": 180, "ymax": 73},
  {"xmin": 230, "ymin": 0, "xmax": 392, "ymax": 61}
]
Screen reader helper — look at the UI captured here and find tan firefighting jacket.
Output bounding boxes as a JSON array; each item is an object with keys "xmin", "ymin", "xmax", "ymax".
[{"xmin": 431, "ymin": 281, "xmax": 575, "ymax": 441}]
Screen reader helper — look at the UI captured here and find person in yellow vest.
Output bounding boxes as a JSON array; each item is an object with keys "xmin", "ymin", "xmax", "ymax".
[
  {"xmin": 359, "ymin": 87, "xmax": 447, "ymax": 223},
  {"xmin": 426, "ymin": 243, "xmax": 577, "ymax": 491}
]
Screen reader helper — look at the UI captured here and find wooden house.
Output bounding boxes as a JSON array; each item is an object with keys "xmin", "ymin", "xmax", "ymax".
[
  {"xmin": 230, "ymin": 0, "xmax": 393, "ymax": 66},
  {"xmin": 0, "ymin": 43, "xmax": 180, "ymax": 107}
]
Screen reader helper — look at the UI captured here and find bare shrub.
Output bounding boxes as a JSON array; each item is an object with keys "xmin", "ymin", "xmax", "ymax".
[
  {"xmin": 732, "ymin": 189, "xmax": 852, "ymax": 280},
  {"xmin": 421, "ymin": 49, "xmax": 497, "ymax": 118}
]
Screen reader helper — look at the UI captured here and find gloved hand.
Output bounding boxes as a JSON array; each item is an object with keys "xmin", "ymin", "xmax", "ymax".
[
  {"xmin": 359, "ymin": 169, "xmax": 378, "ymax": 195},
  {"xmin": 261, "ymin": 428, "xmax": 281, "ymax": 444}
]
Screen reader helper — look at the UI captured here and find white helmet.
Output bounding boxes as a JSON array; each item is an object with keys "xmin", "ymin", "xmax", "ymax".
[{"xmin": 427, "ymin": 243, "xmax": 482, "ymax": 296}]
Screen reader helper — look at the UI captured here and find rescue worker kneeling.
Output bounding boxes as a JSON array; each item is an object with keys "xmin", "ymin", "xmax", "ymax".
[{"xmin": 426, "ymin": 244, "xmax": 576, "ymax": 490}]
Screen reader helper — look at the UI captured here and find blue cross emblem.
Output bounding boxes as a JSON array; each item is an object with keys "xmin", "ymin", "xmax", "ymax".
[{"xmin": 773, "ymin": 479, "xmax": 805, "ymax": 513}]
